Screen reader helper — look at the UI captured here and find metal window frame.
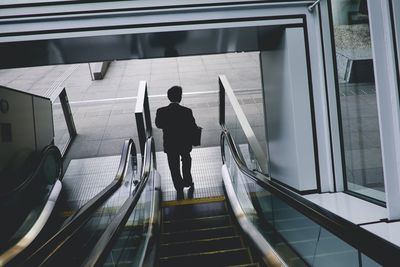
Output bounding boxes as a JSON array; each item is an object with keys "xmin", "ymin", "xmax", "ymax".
[
  {"xmin": 321, "ymin": 0, "xmax": 400, "ymax": 214},
  {"xmin": 367, "ymin": 0, "xmax": 400, "ymax": 220},
  {"xmin": 318, "ymin": 0, "xmax": 344, "ymax": 192},
  {"xmin": 57, "ymin": 88, "xmax": 77, "ymax": 158}
]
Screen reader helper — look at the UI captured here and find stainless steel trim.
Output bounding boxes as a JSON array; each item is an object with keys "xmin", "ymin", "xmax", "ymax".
[
  {"xmin": 221, "ymin": 165, "xmax": 287, "ymax": 267},
  {"xmin": 0, "ymin": 180, "xmax": 62, "ymax": 267},
  {"xmin": 135, "ymin": 81, "xmax": 152, "ymax": 156},
  {"xmin": 219, "ymin": 74, "xmax": 269, "ymax": 174},
  {"xmin": 307, "ymin": 0, "xmax": 321, "ymax": 12},
  {"xmin": 135, "ymin": 81, "xmax": 147, "ymax": 114},
  {"xmin": 46, "ymin": 65, "xmax": 78, "ymax": 102},
  {"xmin": 140, "ymin": 170, "xmax": 161, "ymax": 267},
  {"xmin": 1, "ymin": 1, "xmax": 314, "ymax": 18}
]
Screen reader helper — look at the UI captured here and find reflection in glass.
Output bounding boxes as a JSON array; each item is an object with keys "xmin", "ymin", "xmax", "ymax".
[
  {"xmin": 223, "ymin": 141, "xmax": 364, "ymax": 266},
  {"xmin": 331, "ymin": 0, "xmax": 385, "ymax": 201}
]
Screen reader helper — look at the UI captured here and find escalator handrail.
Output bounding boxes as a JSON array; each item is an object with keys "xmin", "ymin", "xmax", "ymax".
[
  {"xmin": 221, "ymin": 129, "xmax": 400, "ymax": 266},
  {"xmin": 0, "ymin": 144, "xmax": 62, "ymax": 198},
  {"xmin": 82, "ymin": 137, "xmax": 155, "ymax": 267},
  {"xmin": 0, "ymin": 145, "xmax": 62, "ymax": 266},
  {"xmin": 19, "ymin": 139, "xmax": 137, "ymax": 266}
]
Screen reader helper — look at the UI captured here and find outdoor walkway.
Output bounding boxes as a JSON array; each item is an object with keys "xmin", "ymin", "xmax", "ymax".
[{"xmin": 0, "ymin": 52, "xmax": 263, "ymax": 167}]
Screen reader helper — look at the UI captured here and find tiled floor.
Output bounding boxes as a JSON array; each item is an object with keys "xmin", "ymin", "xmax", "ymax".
[
  {"xmin": 157, "ymin": 146, "xmax": 223, "ymax": 201},
  {"xmin": 61, "ymin": 155, "xmax": 138, "ymax": 212}
]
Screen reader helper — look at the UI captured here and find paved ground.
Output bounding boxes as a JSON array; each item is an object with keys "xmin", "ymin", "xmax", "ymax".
[{"xmin": 0, "ymin": 52, "xmax": 263, "ymax": 169}]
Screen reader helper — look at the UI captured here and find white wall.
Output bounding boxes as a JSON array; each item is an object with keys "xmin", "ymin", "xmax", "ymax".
[
  {"xmin": 0, "ymin": 87, "xmax": 53, "ymax": 175},
  {"xmin": 261, "ymin": 27, "xmax": 317, "ymax": 191},
  {"xmin": 0, "ymin": 88, "xmax": 36, "ymax": 172}
]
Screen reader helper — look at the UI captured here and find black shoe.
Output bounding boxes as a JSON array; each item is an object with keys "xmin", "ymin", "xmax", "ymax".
[
  {"xmin": 184, "ymin": 182, "xmax": 194, "ymax": 188},
  {"xmin": 188, "ymin": 183, "xmax": 194, "ymax": 197},
  {"xmin": 188, "ymin": 186, "xmax": 194, "ymax": 199},
  {"xmin": 176, "ymin": 190, "xmax": 184, "ymax": 200}
]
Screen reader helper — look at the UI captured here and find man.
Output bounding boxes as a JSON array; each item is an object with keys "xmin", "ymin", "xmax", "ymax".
[{"xmin": 155, "ymin": 86, "xmax": 197, "ymax": 200}]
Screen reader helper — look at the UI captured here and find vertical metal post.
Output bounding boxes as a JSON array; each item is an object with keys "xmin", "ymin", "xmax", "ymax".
[
  {"xmin": 88, "ymin": 63, "xmax": 94, "ymax": 81},
  {"xmin": 135, "ymin": 112, "xmax": 146, "ymax": 156},
  {"xmin": 219, "ymin": 75, "xmax": 225, "ymax": 127},
  {"xmin": 59, "ymin": 88, "xmax": 77, "ymax": 156},
  {"xmin": 135, "ymin": 81, "xmax": 151, "ymax": 156},
  {"xmin": 143, "ymin": 83, "xmax": 152, "ymax": 137}
]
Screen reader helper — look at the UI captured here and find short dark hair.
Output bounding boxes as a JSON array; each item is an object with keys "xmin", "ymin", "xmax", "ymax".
[{"xmin": 167, "ymin": 86, "xmax": 182, "ymax": 102}]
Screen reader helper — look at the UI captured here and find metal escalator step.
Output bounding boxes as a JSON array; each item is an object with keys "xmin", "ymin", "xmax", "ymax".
[
  {"xmin": 163, "ymin": 215, "xmax": 231, "ymax": 232},
  {"xmin": 161, "ymin": 226, "xmax": 236, "ymax": 244},
  {"xmin": 227, "ymin": 264, "xmax": 260, "ymax": 267},
  {"xmin": 159, "ymin": 248, "xmax": 252, "ymax": 267},
  {"xmin": 160, "ymin": 235, "xmax": 243, "ymax": 257},
  {"xmin": 162, "ymin": 201, "xmax": 227, "ymax": 221}
]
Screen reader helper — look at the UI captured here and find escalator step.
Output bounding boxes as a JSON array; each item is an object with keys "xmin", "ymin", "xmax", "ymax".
[
  {"xmin": 163, "ymin": 215, "xmax": 231, "ymax": 232},
  {"xmin": 163, "ymin": 201, "xmax": 227, "ymax": 221},
  {"xmin": 161, "ymin": 226, "xmax": 236, "ymax": 243},
  {"xmin": 227, "ymin": 264, "xmax": 260, "ymax": 267},
  {"xmin": 159, "ymin": 248, "xmax": 252, "ymax": 267},
  {"xmin": 160, "ymin": 235, "xmax": 243, "ymax": 257}
]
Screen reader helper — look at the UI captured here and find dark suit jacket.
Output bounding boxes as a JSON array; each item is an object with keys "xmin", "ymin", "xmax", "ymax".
[{"xmin": 155, "ymin": 103, "xmax": 197, "ymax": 154}]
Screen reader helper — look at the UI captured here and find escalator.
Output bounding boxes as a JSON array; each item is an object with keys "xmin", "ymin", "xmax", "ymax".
[
  {"xmin": 1, "ymin": 139, "xmax": 138, "ymax": 267},
  {"xmin": 0, "ymin": 145, "xmax": 62, "ymax": 266},
  {"xmin": 71, "ymin": 74, "xmax": 400, "ymax": 267},
  {"xmin": 76, "ymin": 131, "xmax": 400, "ymax": 267}
]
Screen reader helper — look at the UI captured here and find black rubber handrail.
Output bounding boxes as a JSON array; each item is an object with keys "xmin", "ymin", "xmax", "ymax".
[
  {"xmin": 17, "ymin": 139, "xmax": 137, "ymax": 267},
  {"xmin": 220, "ymin": 129, "xmax": 400, "ymax": 266},
  {"xmin": 82, "ymin": 137, "xmax": 155, "ymax": 267},
  {"xmin": 0, "ymin": 144, "xmax": 62, "ymax": 198}
]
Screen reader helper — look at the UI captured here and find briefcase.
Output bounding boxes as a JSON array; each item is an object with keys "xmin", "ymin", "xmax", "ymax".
[{"xmin": 192, "ymin": 126, "xmax": 202, "ymax": 146}]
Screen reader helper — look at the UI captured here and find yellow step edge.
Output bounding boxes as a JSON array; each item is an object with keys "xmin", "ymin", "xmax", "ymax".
[
  {"xmin": 161, "ymin": 235, "xmax": 241, "ymax": 247},
  {"xmin": 163, "ymin": 214, "xmax": 229, "ymax": 224},
  {"xmin": 162, "ymin": 225, "xmax": 233, "ymax": 236},
  {"xmin": 162, "ymin": 195, "xmax": 225, "ymax": 207}
]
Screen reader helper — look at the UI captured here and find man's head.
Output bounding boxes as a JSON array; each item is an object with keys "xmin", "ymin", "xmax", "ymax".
[{"xmin": 167, "ymin": 86, "xmax": 182, "ymax": 103}]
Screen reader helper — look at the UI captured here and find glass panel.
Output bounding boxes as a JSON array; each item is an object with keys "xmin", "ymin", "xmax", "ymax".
[
  {"xmin": 331, "ymin": 0, "xmax": 385, "ymax": 201},
  {"xmin": 225, "ymin": 93, "xmax": 261, "ymax": 173},
  {"xmin": 41, "ymin": 151, "xmax": 136, "ymax": 266},
  {"xmin": 0, "ymin": 149, "xmax": 61, "ymax": 251},
  {"xmin": 224, "ymin": 141, "xmax": 363, "ymax": 266},
  {"xmin": 361, "ymin": 253, "xmax": 382, "ymax": 267},
  {"xmin": 103, "ymin": 173, "xmax": 154, "ymax": 266},
  {"xmin": 226, "ymin": 52, "xmax": 268, "ymax": 161},
  {"xmin": 224, "ymin": 85, "xmax": 268, "ymax": 173}
]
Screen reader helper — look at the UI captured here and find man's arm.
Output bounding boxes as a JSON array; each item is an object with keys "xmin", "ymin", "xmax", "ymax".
[
  {"xmin": 189, "ymin": 109, "xmax": 197, "ymax": 128},
  {"xmin": 155, "ymin": 109, "xmax": 164, "ymax": 129}
]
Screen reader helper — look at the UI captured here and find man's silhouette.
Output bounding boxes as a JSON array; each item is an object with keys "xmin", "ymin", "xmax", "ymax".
[{"xmin": 155, "ymin": 86, "xmax": 197, "ymax": 200}]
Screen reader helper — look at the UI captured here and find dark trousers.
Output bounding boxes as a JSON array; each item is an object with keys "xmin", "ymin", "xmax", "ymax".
[{"xmin": 167, "ymin": 152, "xmax": 193, "ymax": 191}]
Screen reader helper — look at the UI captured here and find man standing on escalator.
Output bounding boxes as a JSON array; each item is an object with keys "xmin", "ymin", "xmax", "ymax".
[{"xmin": 155, "ymin": 86, "xmax": 197, "ymax": 200}]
